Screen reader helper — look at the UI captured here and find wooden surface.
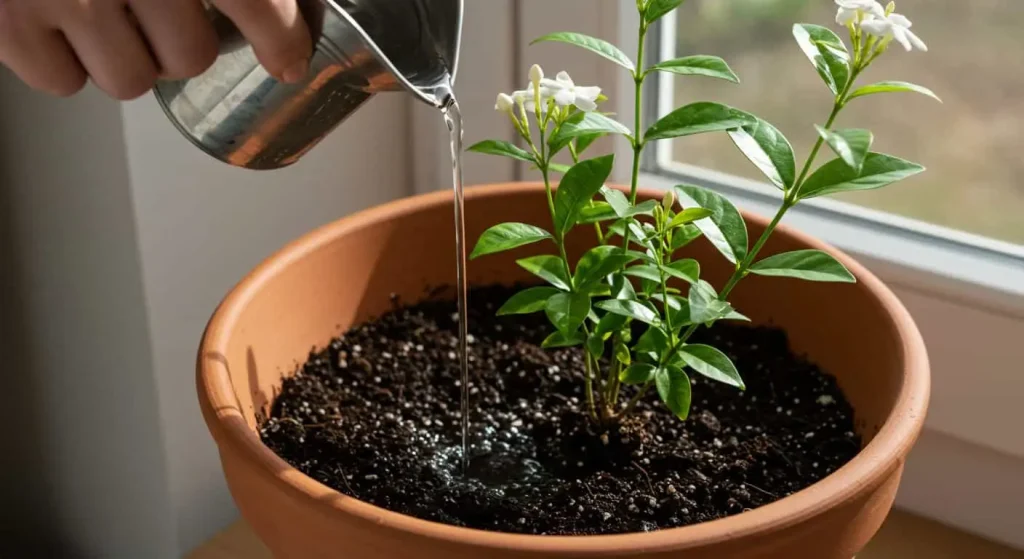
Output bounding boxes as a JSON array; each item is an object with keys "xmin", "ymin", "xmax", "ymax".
[{"xmin": 189, "ymin": 509, "xmax": 1023, "ymax": 559}]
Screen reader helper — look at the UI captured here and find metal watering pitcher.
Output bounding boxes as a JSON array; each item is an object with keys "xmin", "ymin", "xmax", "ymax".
[{"xmin": 154, "ymin": 0, "xmax": 463, "ymax": 170}]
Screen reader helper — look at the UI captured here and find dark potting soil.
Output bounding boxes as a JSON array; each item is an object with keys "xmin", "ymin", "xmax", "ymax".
[{"xmin": 259, "ymin": 284, "xmax": 862, "ymax": 535}]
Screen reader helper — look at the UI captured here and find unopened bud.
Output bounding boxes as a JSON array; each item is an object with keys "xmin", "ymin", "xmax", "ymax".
[
  {"xmin": 662, "ymin": 190, "xmax": 676, "ymax": 211},
  {"xmin": 529, "ymin": 64, "xmax": 544, "ymax": 88},
  {"xmin": 494, "ymin": 93, "xmax": 515, "ymax": 113}
]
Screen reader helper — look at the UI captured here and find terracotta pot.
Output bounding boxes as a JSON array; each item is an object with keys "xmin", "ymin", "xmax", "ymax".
[{"xmin": 197, "ymin": 182, "xmax": 929, "ymax": 559}]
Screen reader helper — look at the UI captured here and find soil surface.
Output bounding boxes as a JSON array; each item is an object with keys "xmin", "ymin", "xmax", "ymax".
[{"xmin": 260, "ymin": 284, "xmax": 861, "ymax": 535}]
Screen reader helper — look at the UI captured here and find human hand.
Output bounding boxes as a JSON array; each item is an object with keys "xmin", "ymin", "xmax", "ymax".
[{"xmin": 0, "ymin": 0, "xmax": 312, "ymax": 99}]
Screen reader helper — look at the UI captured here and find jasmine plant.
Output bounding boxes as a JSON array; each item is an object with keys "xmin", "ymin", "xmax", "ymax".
[{"xmin": 468, "ymin": 0, "xmax": 937, "ymax": 425}]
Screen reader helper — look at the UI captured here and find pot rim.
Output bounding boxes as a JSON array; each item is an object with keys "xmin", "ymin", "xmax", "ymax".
[{"xmin": 197, "ymin": 182, "xmax": 930, "ymax": 553}]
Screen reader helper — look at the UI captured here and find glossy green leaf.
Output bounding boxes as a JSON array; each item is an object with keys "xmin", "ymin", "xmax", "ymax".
[
  {"xmin": 663, "ymin": 259, "xmax": 700, "ymax": 284},
  {"xmin": 466, "ymin": 139, "xmax": 536, "ymax": 163},
  {"xmin": 798, "ymin": 153, "xmax": 925, "ymax": 199},
  {"xmin": 623, "ymin": 265, "xmax": 662, "ymax": 283},
  {"xmin": 728, "ymin": 118, "xmax": 796, "ymax": 190},
  {"xmin": 792, "ymin": 24, "xmax": 850, "ymax": 96},
  {"xmin": 724, "ymin": 309, "xmax": 750, "ymax": 322},
  {"xmin": 595, "ymin": 310, "xmax": 629, "ymax": 337},
  {"xmin": 554, "ymin": 155, "xmax": 616, "ymax": 237},
  {"xmin": 470, "ymin": 222, "xmax": 552, "ymax": 259},
  {"xmin": 750, "ymin": 249, "xmax": 855, "ymax": 283},
  {"xmin": 611, "ymin": 273, "xmax": 637, "ymax": 300},
  {"xmin": 545, "ymin": 292, "xmax": 591, "ymax": 335},
  {"xmin": 586, "ymin": 333, "xmax": 605, "ymax": 359},
  {"xmin": 674, "ymin": 185, "xmax": 748, "ymax": 264},
  {"xmin": 541, "ymin": 331, "xmax": 585, "ymax": 348},
  {"xmin": 679, "ymin": 344, "xmax": 745, "ymax": 389},
  {"xmin": 496, "ymin": 286, "xmax": 560, "ymax": 315},
  {"xmin": 648, "ymin": 55, "xmax": 739, "ymax": 83},
  {"xmin": 634, "ymin": 325, "xmax": 670, "ymax": 358},
  {"xmin": 670, "ymin": 224, "xmax": 702, "ymax": 251},
  {"xmin": 516, "ymin": 255, "xmax": 572, "ymax": 291},
  {"xmin": 546, "ymin": 162, "xmax": 573, "ymax": 174},
  {"xmin": 600, "ymin": 187, "xmax": 659, "ymax": 218},
  {"xmin": 815, "ymin": 125, "xmax": 873, "ymax": 174},
  {"xmin": 551, "ymin": 112, "xmax": 631, "ymax": 152},
  {"xmin": 578, "ymin": 202, "xmax": 618, "ymax": 224},
  {"xmin": 575, "ymin": 246, "xmax": 638, "ymax": 289},
  {"xmin": 644, "ymin": 0, "xmax": 684, "ymax": 24},
  {"xmin": 595, "ymin": 299, "xmax": 660, "ymax": 325},
  {"xmin": 688, "ymin": 280, "xmax": 732, "ymax": 324},
  {"xmin": 847, "ymin": 81, "xmax": 941, "ymax": 104},
  {"xmin": 614, "ymin": 340, "xmax": 632, "ymax": 365},
  {"xmin": 645, "ymin": 102, "xmax": 756, "ymax": 142},
  {"xmin": 531, "ymin": 32, "xmax": 635, "ymax": 71},
  {"xmin": 575, "ymin": 132, "xmax": 604, "ymax": 154},
  {"xmin": 669, "ymin": 207, "xmax": 713, "ymax": 228},
  {"xmin": 620, "ymin": 363, "xmax": 657, "ymax": 385},
  {"xmin": 655, "ymin": 365, "xmax": 692, "ymax": 420}
]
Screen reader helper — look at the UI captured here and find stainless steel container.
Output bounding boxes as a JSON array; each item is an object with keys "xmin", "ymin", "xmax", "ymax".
[{"xmin": 153, "ymin": 0, "xmax": 462, "ymax": 170}]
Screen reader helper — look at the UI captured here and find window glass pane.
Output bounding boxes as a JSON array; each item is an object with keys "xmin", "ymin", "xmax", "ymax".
[{"xmin": 661, "ymin": 0, "xmax": 1024, "ymax": 244}]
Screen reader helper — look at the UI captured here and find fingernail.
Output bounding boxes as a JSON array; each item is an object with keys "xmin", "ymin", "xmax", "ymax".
[{"xmin": 281, "ymin": 60, "xmax": 308, "ymax": 84}]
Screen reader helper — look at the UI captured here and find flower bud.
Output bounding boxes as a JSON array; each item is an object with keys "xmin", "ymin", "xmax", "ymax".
[
  {"xmin": 529, "ymin": 64, "xmax": 544, "ymax": 89},
  {"xmin": 662, "ymin": 190, "xmax": 676, "ymax": 211},
  {"xmin": 494, "ymin": 93, "xmax": 515, "ymax": 113}
]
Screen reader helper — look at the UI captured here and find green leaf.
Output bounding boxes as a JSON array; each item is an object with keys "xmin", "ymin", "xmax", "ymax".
[
  {"xmin": 674, "ymin": 185, "xmax": 748, "ymax": 264},
  {"xmin": 624, "ymin": 265, "xmax": 662, "ymax": 283},
  {"xmin": 611, "ymin": 273, "xmax": 637, "ymax": 300},
  {"xmin": 815, "ymin": 125, "xmax": 873, "ymax": 174},
  {"xmin": 496, "ymin": 286, "xmax": 560, "ymax": 315},
  {"xmin": 798, "ymin": 153, "xmax": 925, "ymax": 199},
  {"xmin": 542, "ymin": 331, "xmax": 585, "ymax": 348},
  {"xmin": 531, "ymin": 32, "xmax": 635, "ymax": 71},
  {"xmin": 634, "ymin": 325, "xmax": 670, "ymax": 357},
  {"xmin": 847, "ymin": 81, "xmax": 941, "ymax": 104},
  {"xmin": 728, "ymin": 118, "xmax": 797, "ymax": 190},
  {"xmin": 466, "ymin": 139, "xmax": 535, "ymax": 163},
  {"xmin": 647, "ymin": 55, "xmax": 739, "ymax": 83},
  {"xmin": 554, "ymin": 155, "xmax": 616, "ymax": 237},
  {"xmin": 620, "ymin": 363, "xmax": 656, "ymax": 385},
  {"xmin": 668, "ymin": 207, "xmax": 713, "ymax": 229},
  {"xmin": 644, "ymin": 0, "xmax": 684, "ymax": 24},
  {"xmin": 586, "ymin": 333, "xmax": 604, "ymax": 359},
  {"xmin": 551, "ymin": 112, "xmax": 631, "ymax": 152},
  {"xmin": 595, "ymin": 299, "xmax": 660, "ymax": 325},
  {"xmin": 545, "ymin": 292, "xmax": 591, "ymax": 335},
  {"xmin": 663, "ymin": 259, "xmax": 700, "ymax": 284},
  {"xmin": 670, "ymin": 224, "xmax": 702, "ymax": 251},
  {"xmin": 679, "ymin": 344, "xmax": 745, "ymax": 389},
  {"xmin": 595, "ymin": 311, "xmax": 629, "ymax": 337},
  {"xmin": 649, "ymin": 293, "xmax": 691, "ymax": 329},
  {"xmin": 792, "ymin": 24, "xmax": 850, "ymax": 96},
  {"xmin": 688, "ymin": 280, "xmax": 732, "ymax": 324},
  {"xmin": 470, "ymin": 222, "xmax": 552, "ymax": 259},
  {"xmin": 614, "ymin": 340, "xmax": 632, "ymax": 365},
  {"xmin": 655, "ymin": 365, "xmax": 692, "ymax": 420},
  {"xmin": 600, "ymin": 187, "xmax": 659, "ymax": 218},
  {"xmin": 645, "ymin": 102, "xmax": 756, "ymax": 142},
  {"xmin": 575, "ymin": 246, "xmax": 638, "ymax": 289},
  {"xmin": 575, "ymin": 133, "xmax": 603, "ymax": 154},
  {"xmin": 516, "ymin": 255, "xmax": 572, "ymax": 291},
  {"xmin": 750, "ymin": 249, "xmax": 855, "ymax": 283},
  {"xmin": 578, "ymin": 202, "xmax": 618, "ymax": 224}
]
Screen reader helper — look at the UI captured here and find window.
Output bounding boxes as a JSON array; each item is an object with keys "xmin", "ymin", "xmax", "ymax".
[{"xmin": 649, "ymin": 0, "xmax": 1024, "ymax": 246}]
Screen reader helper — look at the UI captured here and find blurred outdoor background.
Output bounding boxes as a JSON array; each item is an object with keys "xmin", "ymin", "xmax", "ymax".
[{"xmin": 665, "ymin": 0, "xmax": 1024, "ymax": 245}]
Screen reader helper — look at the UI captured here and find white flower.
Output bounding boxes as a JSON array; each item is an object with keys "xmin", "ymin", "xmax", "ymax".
[
  {"xmin": 513, "ymin": 88, "xmax": 549, "ymax": 113},
  {"xmin": 494, "ymin": 93, "xmax": 515, "ymax": 113},
  {"xmin": 539, "ymin": 71, "xmax": 602, "ymax": 112},
  {"xmin": 529, "ymin": 64, "xmax": 544, "ymax": 89},
  {"xmin": 834, "ymin": 0, "xmax": 884, "ymax": 26},
  {"xmin": 861, "ymin": 12, "xmax": 927, "ymax": 52}
]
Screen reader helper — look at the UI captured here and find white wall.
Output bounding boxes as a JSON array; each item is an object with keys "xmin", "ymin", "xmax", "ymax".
[
  {"xmin": 0, "ymin": 79, "xmax": 176, "ymax": 558},
  {"xmin": 0, "ymin": 71, "xmax": 413, "ymax": 556},
  {"xmin": 120, "ymin": 92, "xmax": 412, "ymax": 553}
]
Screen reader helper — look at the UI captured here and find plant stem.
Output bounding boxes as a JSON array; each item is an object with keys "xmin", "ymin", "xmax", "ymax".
[
  {"xmin": 583, "ymin": 348, "xmax": 599, "ymax": 422},
  {"xmin": 621, "ymin": 381, "xmax": 651, "ymax": 416},
  {"xmin": 629, "ymin": 24, "xmax": 646, "ymax": 203}
]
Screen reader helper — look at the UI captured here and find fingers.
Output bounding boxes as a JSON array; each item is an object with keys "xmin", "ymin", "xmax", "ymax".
[
  {"xmin": 128, "ymin": 0, "xmax": 218, "ymax": 80},
  {"xmin": 210, "ymin": 0, "xmax": 312, "ymax": 83},
  {"xmin": 0, "ymin": 5, "xmax": 87, "ymax": 96},
  {"xmin": 58, "ymin": 3, "xmax": 159, "ymax": 100}
]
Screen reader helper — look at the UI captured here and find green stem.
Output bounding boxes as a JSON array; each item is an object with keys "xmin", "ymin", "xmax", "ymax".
[
  {"xmin": 621, "ymin": 381, "xmax": 651, "ymax": 416},
  {"xmin": 583, "ymin": 349, "xmax": 598, "ymax": 422},
  {"xmin": 629, "ymin": 24, "xmax": 646, "ymax": 203}
]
